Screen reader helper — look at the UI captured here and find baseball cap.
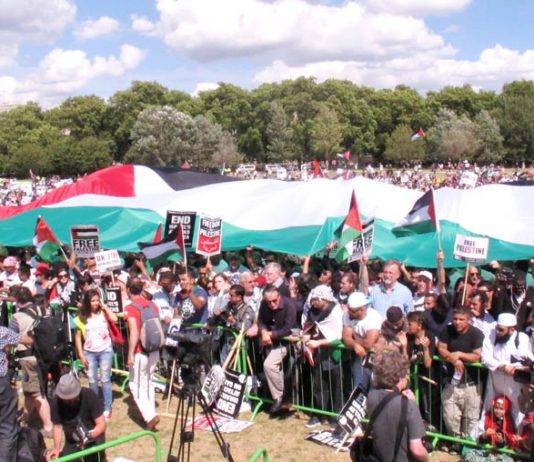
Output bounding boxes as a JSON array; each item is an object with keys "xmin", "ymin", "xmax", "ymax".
[
  {"xmin": 417, "ymin": 271, "xmax": 433, "ymax": 282},
  {"xmin": 347, "ymin": 292, "xmax": 370, "ymax": 308}
]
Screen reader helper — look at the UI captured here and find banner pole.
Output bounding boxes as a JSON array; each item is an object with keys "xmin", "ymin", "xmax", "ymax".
[{"xmin": 461, "ymin": 262, "xmax": 470, "ymax": 306}]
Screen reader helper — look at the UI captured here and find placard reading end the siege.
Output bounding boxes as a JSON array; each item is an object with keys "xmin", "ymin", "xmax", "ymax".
[{"xmin": 165, "ymin": 211, "xmax": 196, "ymax": 248}]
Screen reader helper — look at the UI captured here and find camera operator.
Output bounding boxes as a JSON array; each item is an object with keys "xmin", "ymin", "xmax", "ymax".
[
  {"xmin": 208, "ymin": 284, "xmax": 255, "ymax": 364},
  {"xmin": 492, "ymin": 269, "xmax": 534, "ymax": 331},
  {"xmin": 46, "ymin": 373, "xmax": 106, "ymax": 462},
  {"xmin": 0, "ymin": 325, "xmax": 32, "ymax": 461}
]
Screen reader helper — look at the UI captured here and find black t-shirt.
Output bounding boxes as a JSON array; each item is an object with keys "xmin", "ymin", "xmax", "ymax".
[
  {"xmin": 51, "ymin": 388, "xmax": 104, "ymax": 444},
  {"xmin": 438, "ymin": 324, "xmax": 483, "ymax": 383},
  {"xmin": 424, "ymin": 309, "xmax": 452, "ymax": 339},
  {"xmin": 407, "ymin": 331, "xmax": 436, "ymax": 376}
]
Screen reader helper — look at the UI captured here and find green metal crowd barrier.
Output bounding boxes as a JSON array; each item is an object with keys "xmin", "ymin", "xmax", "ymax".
[{"xmin": 54, "ymin": 430, "xmax": 162, "ymax": 462}]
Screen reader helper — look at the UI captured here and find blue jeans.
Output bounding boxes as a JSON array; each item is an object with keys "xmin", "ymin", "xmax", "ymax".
[
  {"xmin": 85, "ymin": 347, "xmax": 114, "ymax": 412},
  {"xmin": 351, "ymin": 355, "xmax": 372, "ymax": 392}
]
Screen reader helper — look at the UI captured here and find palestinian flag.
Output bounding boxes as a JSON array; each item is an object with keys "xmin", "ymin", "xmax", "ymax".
[
  {"xmin": 153, "ymin": 223, "xmax": 162, "ymax": 244},
  {"xmin": 138, "ymin": 225, "xmax": 183, "ymax": 266},
  {"xmin": 335, "ymin": 190, "xmax": 364, "ymax": 262},
  {"xmin": 0, "ymin": 165, "xmax": 531, "ymax": 268},
  {"xmin": 393, "ymin": 188, "xmax": 440, "ymax": 236},
  {"xmin": 33, "ymin": 216, "xmax": 62, "ymax": 262},
  {"xmin": 410, "ymin": 128, "xmax": 425, "ymax": 141}
]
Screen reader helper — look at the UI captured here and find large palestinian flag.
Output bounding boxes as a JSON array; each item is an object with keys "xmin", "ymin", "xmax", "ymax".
[{"xmin": 0, "ymin": 164, "xmax": 532, "ymax": 268}]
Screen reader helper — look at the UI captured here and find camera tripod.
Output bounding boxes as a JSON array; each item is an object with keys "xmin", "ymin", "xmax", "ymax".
[{"xmin": 167, "ymin": 382, "xmax": 234, "ymax": 462}]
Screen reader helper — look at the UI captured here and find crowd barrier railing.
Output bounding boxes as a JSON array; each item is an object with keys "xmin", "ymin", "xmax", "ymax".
[
  {"xmin": 54, "ymin": 430, "xmax": 162, "ymax": 462},
  {"xmin": 5, "ymin": 301, "xmax": 529, "ymax": 460}
]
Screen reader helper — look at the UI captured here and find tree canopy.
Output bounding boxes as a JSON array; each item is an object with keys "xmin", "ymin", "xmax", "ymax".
[{"xmin": 1, "ymin": 77, "xmax": 533, "ymax": 177}]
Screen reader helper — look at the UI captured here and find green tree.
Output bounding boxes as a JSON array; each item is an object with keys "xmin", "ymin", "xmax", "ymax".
[
  {"xmin": 105, "ymin": 81, "xmax": 169, "ymax": 161},
  {"xmin": 427, "ymin": 84, "xmax": 497, "ymax": 118},
  {"xmin": 5, "ymin": 143, "xmax": 52, "ymax": 177},
  {"xmin": 473, "ymin": 110, "xmax": 503, "ymax": 163},
  {"xmin": 495, "ymin": 80, "xmax": 534, "ymax": 162},
  {"xmin": 189, "ymin": 115, "xmax": 224, "ymax": 169},
  {"xmin": 212, "ymin": 132, "xmax": 243, "ymax": 174},
  {"xmin": 0, "ymin": 103, "xmax": 43, "ymax": 155},
  {"xmin": 383, "ymin": 124, "xmax": 426, "ymax": 164},
  {"xmin": 125, "ymin": 106, "xmax": 195, "ymax": 166},
  {"xmin": 45, "ymin": 95, "xmax": 107, "ymax": 139},
  {"xmin": 309, "ymin": 105, "xmax": 342, "ymax": 160},
  {"xmin": 264, "ymin": 102, "xmax": 296, "ymax": 162},
  {"xmin": 429, "ymin": 109, "xmax": 480, "ymax": 162}
]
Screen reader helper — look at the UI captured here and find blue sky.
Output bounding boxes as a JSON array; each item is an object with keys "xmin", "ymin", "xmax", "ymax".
[{"xmin": 1, "ymin": 0, "xmax": 534, "ymax": 107}]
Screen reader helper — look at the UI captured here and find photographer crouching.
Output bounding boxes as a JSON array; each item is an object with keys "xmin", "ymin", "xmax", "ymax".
[
  {"xmin": 46, "ymin": 374, "xmax": 106, "ymax": 462},
  {"xmin": 1, "ymin": 325, "xmax": 33, "ymax": 462}
]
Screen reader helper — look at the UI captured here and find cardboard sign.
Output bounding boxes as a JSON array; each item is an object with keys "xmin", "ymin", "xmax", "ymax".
[
  {"xmin": 348, "ymin": 220, "xmax": 375, "ymax": 263},
  {"xmin": 201, "ymin": 365, "xmax": 226, "ymax": 406},
  {"xmin": 104, "ymin": 287, "xmax": 123, "ymax": 314},
  {"xmin": 94, "ymin": 249, "xmax": 122, "ymax": 273},
  {"xmin": 196, "ymin": 216, "xmax": 223, "ymax": 257},
  {"xmin": 305, "ymin": 430, "xmax": 354, "ymax": 452},
  {"xmin": 453, "ymin": 234, "xmax": 489, "ymax": 263},
  {"xmin": 71, "ymin": 225, "xmax": 100, "ymax": 258},
  {"xmin": 214, "ymin": 369, "xmax": 246, "ymax": 419},
  {"xmin": 192, "ymin": 415, "xmax": 253, "ymax": 433},
  {"xmin": 165, "ymin": 211, "xmax": 196, "ymax": 248},
  {"xmin": 337, "ymin": 385, "xmax": 367, "ymax": 434}
]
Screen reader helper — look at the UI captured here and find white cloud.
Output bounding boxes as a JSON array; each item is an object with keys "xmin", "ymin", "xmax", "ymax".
[
  {"xmin": 131, "ymin": 14, "xmax": 158, "ymax": 35},
  {"xmin": 75, "ymin": 16, "xmax": 119, "ymax": 40},
  {"xmin": 0, "ymin": 45, "xmax": 146, "ymax": 106},
  {"xmin": 192, "ymin": 82, "xmax": 219, "ymax": 96},
  {"xmin": 254, "ymin": 45, "xmax": 534, "ymax": 93},
  {"xmin": 360, "ymin": 0, "xmax": 472, "ymax": 16},
  {"xmin": 133, "ymin": 0, "xmax": 455, "ymax": 64},
  {"xmin": 0, "ymin": 0, "xmax": 76, "ymax": 67}
]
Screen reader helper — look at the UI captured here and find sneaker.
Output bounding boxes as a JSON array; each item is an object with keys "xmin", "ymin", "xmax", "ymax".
[
  {"xmin": 305, "ymin": 415, "xmax": 323, "ymax": 428},
  {"xmin": 103, "ymin": 410, "xmax": 112, "ymax": 421}
]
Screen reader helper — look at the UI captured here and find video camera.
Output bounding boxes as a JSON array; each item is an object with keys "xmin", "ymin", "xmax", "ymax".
[
  {"xmin": 165, "ymin": 330, "xmax": 216, "ymax": 386},
  {"xmin": 513, "ymin": 357, "xmax": 534, "ymax": 385},
  {"xmin": 69, "ymin": 423, "xmax": 93, "ymax": 447}
]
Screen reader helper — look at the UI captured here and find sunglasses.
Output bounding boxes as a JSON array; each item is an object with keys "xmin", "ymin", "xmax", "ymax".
[{"xmin": 58, "ymin": 273, "xmax": 69, "ymax": 278}]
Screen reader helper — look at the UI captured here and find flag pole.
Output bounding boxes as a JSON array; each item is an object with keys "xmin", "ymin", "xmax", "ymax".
[
  {"xmin": 431, "ymin": 188, "xmax": 443, "ymax": 251},
  {"xmin": 461, "ymin": 263, "xmax": 470, "ymax": 306}
]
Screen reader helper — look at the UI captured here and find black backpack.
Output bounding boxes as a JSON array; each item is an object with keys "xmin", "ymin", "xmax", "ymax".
[
  {"xmin": 17, "ymin": 426, "xmax": 46, "ymax": 462},
  {"xmin": 26, "ymin": 310, "xmax": 71, "ymax": 365}
]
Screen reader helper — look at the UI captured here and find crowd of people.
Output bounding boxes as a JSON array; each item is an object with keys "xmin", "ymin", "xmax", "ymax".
[
  {"xmin": 0, "ymin": 243, "xmax": 533, "ymax": 461},
  {"xmin": 0, "ymin": 161, "xmax": 531, "ymax": 208}
]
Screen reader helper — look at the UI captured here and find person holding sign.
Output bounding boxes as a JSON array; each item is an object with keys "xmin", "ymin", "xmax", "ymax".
[{"xmin": 74, "ymin": 289, "xmax": 118, "ymax": 421}]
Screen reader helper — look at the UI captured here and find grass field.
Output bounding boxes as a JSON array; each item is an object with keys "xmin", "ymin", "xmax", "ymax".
[{"xmin": 40, "ymin": 383, "xmax": 350, "ymax": 461}]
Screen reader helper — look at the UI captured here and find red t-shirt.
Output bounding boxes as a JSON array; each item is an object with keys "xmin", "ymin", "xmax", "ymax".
[{"xmin": 123, "ymin": 296, "xmax": 160, "ymax": 354}]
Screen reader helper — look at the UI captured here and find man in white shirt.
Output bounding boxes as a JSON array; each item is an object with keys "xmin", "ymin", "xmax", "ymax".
[
  {"xmin": 481, "ymin": 312, "xmax": 532, "ymax": 427},
  {"xmin": 341, "ymin": 291, "xmax": 383, "ymax": 391}
]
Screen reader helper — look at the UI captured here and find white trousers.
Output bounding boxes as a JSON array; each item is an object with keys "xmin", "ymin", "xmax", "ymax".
[{"xmin": 129, "ymin": 351, "xmax": 159, "ymax": 423}]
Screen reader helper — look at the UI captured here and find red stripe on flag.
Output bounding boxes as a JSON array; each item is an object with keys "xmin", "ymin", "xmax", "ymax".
[
  {"xmin": 153, "ymin": 223, "xmax": 162, "ymax": 244},
  {"xmin": 35, "ymin": 217, "xmax": 61, "ymax": 244},
  {"xmin": 346, "ymin": 191, "xmax": 363, "ymax": 233},
  {"xmin": 0, "ymin": 165, "xmax": 136, "ymax": 220}
]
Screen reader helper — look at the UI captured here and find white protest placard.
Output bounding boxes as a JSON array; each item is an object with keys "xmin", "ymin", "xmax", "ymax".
[
  {"xmin": 348, "ymin": 219, "xmax": 375, "ymax": 263},
  {"xmin": 453, "ymin": 234, "xmax": 489, "ymax": 263},
  {"xmin": 94, "ymin": 249, "xmax": 122, "ymax": 273},
  {"xmin": 71, "ymin": 225, "xmax": 100, "ymax": 258}
]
